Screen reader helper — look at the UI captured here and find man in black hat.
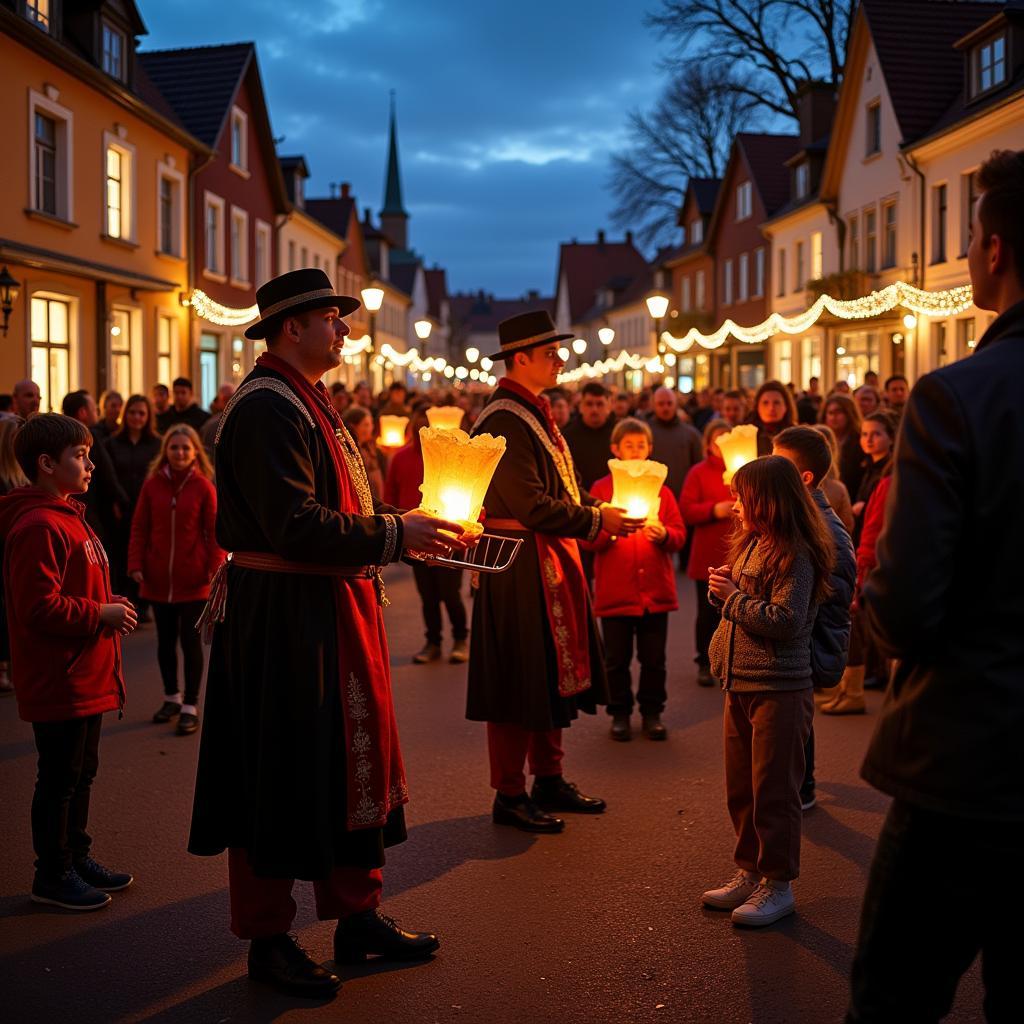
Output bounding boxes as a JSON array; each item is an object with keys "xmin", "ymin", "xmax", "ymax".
[
  {"xmin": 188, "ymin": 269, "xmax": 469, "ymax": 999},
  {"xmin": 468, "ymin": 310, "xmax": 642, "ymax": 833}
]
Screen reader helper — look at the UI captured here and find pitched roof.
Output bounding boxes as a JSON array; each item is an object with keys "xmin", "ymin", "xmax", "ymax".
[
  {"xmin": 690, "ymin": 177, "xmax": 722, "ymax": 215},
  {"xmin": 138, "ymin": 43, "xmax": 253, "ymax": 147},
  {"xmin": 449, "ymin": 293, "xmax": 554, "ymax": 333},
  {"xmin": 424, "ymin": 267, "xmax": 448, "ymax": 320},
  {"xmin": 305, "ymin": 197, "xmax": 357, "ymax": 240},
  {"xmin": 736, "ymin": 133, "xmax": 801, "ymax": 216},
  {"xmin": 278, "ymin": 155, "xmax": 309, "ymax": 175},
  {"xmin": 862, "ymin": 0, "xmax": 1004, "ymax": 145},
  {"xmin": 556, "ymin": 237, "xmax": 649, "ymax": 324}
]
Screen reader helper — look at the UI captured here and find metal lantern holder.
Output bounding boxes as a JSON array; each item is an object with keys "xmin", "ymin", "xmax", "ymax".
[{"xmin": 407, "ymin": 532, "xmax": 523, "ymax": 574}]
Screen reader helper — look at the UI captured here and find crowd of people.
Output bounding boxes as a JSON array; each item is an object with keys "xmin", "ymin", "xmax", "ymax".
[{"xmin": 0, "ymin": 148, "xmax": 1020, "ymax": 1020}]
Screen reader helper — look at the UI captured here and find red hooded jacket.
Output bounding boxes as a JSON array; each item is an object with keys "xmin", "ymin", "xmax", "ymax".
[
  {"xmin": 128, "ymin": 466, "xmax": 223, "ymax": 603},
  {"xmin": 582, "ymin": 475, "xmax": 686, "ymax": 617},
  {"xmin": 0, "ymin": 487, "xmax": 124, "ymax": 723},
  {"xmin": 383, "ymin": 441, "xmax": 423, "ymax": 511},
  {"xmin": 679, "ymin": 454, "xmax": 733, "ymax": 581},
  {"xmin": 856, "ymin": 472, "xmax": 892, "ymax": 589}
]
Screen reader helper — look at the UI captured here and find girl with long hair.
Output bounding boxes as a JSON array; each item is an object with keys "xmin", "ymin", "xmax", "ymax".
[
  {"xmin": 820, "ymin": 393, "xmax": 863, "ymax": 497},
  {"xmin": 128, "ymin": 425, "xmax": 222, "ymax": 736},
  {"xmin": 702, "ymin": 455, "xmax": 834, "ymax": 927},
  {"xmin": 750, "ymin": 380, "xmax": 798, "ymax": 456},
  {"xmin": 811, "ymin": 423, "xmax": 854, "ymax": 533},
  {"xmin": 0, "ymin": 418, "xmax": 28, "ymax": 693}
]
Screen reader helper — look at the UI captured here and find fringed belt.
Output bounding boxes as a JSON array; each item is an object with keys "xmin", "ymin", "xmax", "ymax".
[{"xmin": 196, "ymin": 551, "xmax": 379, "ymax": 642}]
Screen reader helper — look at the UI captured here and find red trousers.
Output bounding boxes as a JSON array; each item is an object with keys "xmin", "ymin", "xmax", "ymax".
[
  {"xmin": 487, "ymin": 722, "xmax": 564, "ymax": 797},
  {"xmin": 723, "ymin": 689, "xmax": 814, "ymax": 882},
  {"xmin": 228, "ymin": 848, "xmax": 383, "ymax": 939}
]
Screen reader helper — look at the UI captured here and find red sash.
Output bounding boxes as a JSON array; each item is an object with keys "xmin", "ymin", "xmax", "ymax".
[
  {"xmin": 255, "ymin": 353, "xmax": 408, "ymax": 830},
  {"xmin": 537, "ymin": 534, "xmax": 593, "ymax": 697}
]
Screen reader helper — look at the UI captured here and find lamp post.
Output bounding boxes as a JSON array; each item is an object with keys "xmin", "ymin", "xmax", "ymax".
[
  {"xmin": 645, "ymin": 291, "xmax": 670, "ymax": 390},
  {"xmin": 0, "ymin": 266, "xmax": 21, "ymax": 338},
  {"xmin": 360, "ymin": 286, "xmax": 385, "ymax": 381}
]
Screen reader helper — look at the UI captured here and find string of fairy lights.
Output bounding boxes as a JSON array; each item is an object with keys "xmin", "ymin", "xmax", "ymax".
[{"xmin": 186, "ymin": 278, "xmax": 974, "ymax": 387}]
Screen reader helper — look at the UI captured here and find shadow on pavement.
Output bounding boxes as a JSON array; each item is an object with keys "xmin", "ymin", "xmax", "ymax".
[{"xmin": 802, "ymin": 805, "xmax": 880, "ymax": 876}]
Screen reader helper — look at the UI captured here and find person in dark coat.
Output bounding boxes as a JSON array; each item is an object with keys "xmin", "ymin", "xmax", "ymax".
[
  {"xmin": 187, "ymin": 269, "xmax": 467, "ymax": 1000},
  {"xmin": 645, "ymin": 387, "xmax": 703, "ymax": 496},
  {"xmin": 156, "ymin": 378, "xmax": 209, "ymax": 434},
  {"xmin": 848, "ymin": 149, "xmax": 1024, "ymax": 1023},
  {"xmin": 749, "ymin": 380, "xmax": 797, "ymax": 457},
  {"xmin": 820, "ymin": 394, "xmax": 863, "ymax": 498},
  {"xmin": 561, "ymin": 382, "xmax": 616, "ymax": 490},
  {"xmin": 468, "ymin": 310, "xmax": 642, "ymax": 835}
]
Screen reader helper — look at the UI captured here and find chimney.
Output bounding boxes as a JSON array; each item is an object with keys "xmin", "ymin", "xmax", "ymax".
[
  {"xmin": 341, "ymin": 182, "xmax": 351, "ymax": 198},
  {"xmin": 797, "ymin": 81, "xmax": 836, "ymax": 147},
  {"xmin": 363, "ymin": 206, "xmax": 372, "ymax": 224},
  {"xmin": 597, "ymin": 229, "xmax": 606, "ymax": 245},
  {"xmin": 625, "ymin": 230, "xmax": 634, "ymax": 245}
]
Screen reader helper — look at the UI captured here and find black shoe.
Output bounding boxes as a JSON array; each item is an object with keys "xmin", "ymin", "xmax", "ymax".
[
  {"xmin": 642, "ymin": 714, "xmax": 668, "ymax": 741},
  {"xmin": 610, "ymin": 715, "xmax": 631, "ymax": 742},
  {"xmin": 152, "ymin": 700, "xmax": 181, "ymax": 723},
  {"xmin": 248, "ymin": 933, "xmax": 341, "ymax": 998},
  {"xmin": 696, "ymin": 667, "xmax": 715, "ymax": 687},
  {"xmin": 176, "ymin": 712, "xmax": 199, "ymax": 735},
  {"xmin": 492, "ymin": 794, "xmax": 565, "ymax": 833},
  {"xmin": 31, "ymin": 868, "xmax": 111, "ymax": 911},
  {"xmin": 333, "ymin": 909, "xmax": 440, "ymax": 964},
  {"xmin": 74, "ymin": 856, "xmax": 133, "ymax": 892},
  {"xmin": 531, "ymin": 776, "xmax": 607, "ymax": 814}
]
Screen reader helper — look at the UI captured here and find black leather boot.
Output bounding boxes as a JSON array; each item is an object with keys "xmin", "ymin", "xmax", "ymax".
[
  {"xmin": 333, "ymin": 909, "xmax": 440, "ymax": 964},
  {"xmin": 642, "ymin": 713, "xmax": 668, "ymax": 741},
  {"xmin": 530, "ymin": 776, "xmax": 607, "ymax": 814},
  {"xmin": 610, "ymin": 715, "xmax": 632, "ymax": 741},
  {"xmin": 492, "ymin": 793, "xmax": 565, "ymax": 833},
  {"xmin": 247, "ymin": 933, "xmax": 341, "ymax": 998}
]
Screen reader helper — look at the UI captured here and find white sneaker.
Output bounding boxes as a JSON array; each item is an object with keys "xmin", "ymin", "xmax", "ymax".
[
  {"xmin": 731, "ymin": 881, "xmax": 795, "ymax": 927},
  {"xmin": 702, "ymin": 870, "xmax": 760, "ymax": 910}
]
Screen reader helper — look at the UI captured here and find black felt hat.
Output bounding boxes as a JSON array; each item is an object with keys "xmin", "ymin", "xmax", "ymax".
[
  {"xmin": 485, "ymin": 309, "xmax": 573, "ymax": 361},
  {"xmin": 243, "ymin": 268, "xmax": 361, "ymax": 340}
]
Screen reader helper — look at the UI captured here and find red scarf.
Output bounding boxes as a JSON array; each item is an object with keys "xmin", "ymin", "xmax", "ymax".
[
  {"xmin": 497, "ymin": 377, "xmax": 565, "ymax": 451},
  {"xmin": 255, "ymin": 352, "xmax": 408, "ymax": 830}
]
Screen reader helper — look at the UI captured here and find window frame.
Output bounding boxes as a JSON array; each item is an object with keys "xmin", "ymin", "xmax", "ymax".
[
  {"xmin": 101, "ymin": 20, "xmax": 127, "ymax": 81},
  {"xmin": 847, "ymin": 214, "xmax": 860, "ymax": 270},
  {"xmin": 695, "ymin": 269, "xmax": 706, "ymax": 310},
  {"xmin": 22, "ymin": 0, "xmax": 51, "ymax": 32},
  {"xmin": 28, "ymin": 287, "xmax": 80, "ymax": 412},
  {"xmin": 681, "ymin": 275, "xmax": 691, "ymax": 313},
  {"xmin": 971, "ymin": 33, "xmax": 1008, "ymax": 98},
  {"xmin": 254, "ymin": 218, "xmax": 272, "ymax": 287},
  {"xmin": 229, "ymin": 206, "xmax": 250, "ymax": 288},
  {"xmin": 229, "ymin": 106, "xmax": 249, "ymax": 176},
  {"xmin": 932, "ymin": 183, "xmax": 948, "ymax": 265},
  {"xmin": 202, "ymin": 191, "xmax": 227, "ymax": 280},
  {"xmin": 794, "ymin": 240, "xmax": 805, "ymax": 293},
  {"xmin": 735, "ymin": 181, "xmax": 753, "ymax": 221},
  {"xmin": 155, "ymin": 159, "xmax": 185, "ymax": 258},
  {"xmin": 108, "ymin": 304, "xmax": 142, "ymax": 397},
  {"xmin": 723, "ymin": 258, "xmax": 734, "ymax": 306},
  {"xmin": 810, "ymin": 231, "xmax": 823, "ymax": 281},
  {"xmin": 881, "ymin": 200, "xmax": 897, "ymax": 269},
  {"xmin": 864, "ymin": 206, "xmax": 878, "ymax": 274},
  {"xmin": 738, "ymin": 251, "xmax": 749, "ymax": 303},
  {"xmin": 960, "ymin": 170, "xmax": 979, "ymax": 257},
  {"xmin": 753, "ymin": 247, "xmax": 765, "ymax": 298},
  {"xmin": 794, "ymin": 162, "xmax": 810, "ymax": 199},
  {"xmin": 28, "ymin": 89, "xmax": 74, "ymax": 222},
  {"xmin": 102, "ymin": 132, "xmax": 137, "ymax": 243},
  {"xmin": 689, "ymin": 218, "xmax": 703, "ymax": 245},
  {"xmin": 777, "ymin": 248, "xmax": 787, "ymax": 298},
  {"xmin": 865, "ymin": 100, "xmax": 882, "ymax": 158}
]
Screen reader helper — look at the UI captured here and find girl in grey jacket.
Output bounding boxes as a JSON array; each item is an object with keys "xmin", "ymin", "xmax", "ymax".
[{"xmin": 702, "ymin": 455, "xmax": 834, "ymax": 927}]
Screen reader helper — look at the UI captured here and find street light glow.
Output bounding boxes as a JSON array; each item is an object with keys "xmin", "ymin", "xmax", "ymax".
[
  {"xmin": 572, "ymin": 338, "xmax": 587, "ymax": 355},
  {"xmin": 414, "ymin": 319, "xmax": 432, "ymax": 340},
  {"xmin": 645, "ymin": 293, "xmax": 670, "ymax": 320},
  {"xmin": 360, "ymin": 287, "xmax": 385, "ymax": 312},
  {"xmin": 465, "ymin": 347, "xmax": 480, "ymax": 363},
  {"xmin": 598, "ymin": 327, "xmax": 615, "ymax": 345}
]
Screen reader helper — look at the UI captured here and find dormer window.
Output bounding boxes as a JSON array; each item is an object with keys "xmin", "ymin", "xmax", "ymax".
[
  {"xmin": 795, "ymin": 162, "xmax": 810, "ymax": 199},
  {"xmin": 971, "ymin": 34, "xmax": 1007, "ymax": 97},
  {"xmin": 736, "ymin": 181, "xmax": 752, "ymax": 220},
  {"xmin": 230, "ymin": 107, "xmax": 249, "ymax": 175},
  {"xmin": 23, "ymin": 0, "xmax": 50, "ymax": 32},
  {"xmin": 102, "ymin": 22, "xmax": 126, "ymax": 81},
  {"xmin": 689, "ymin": 218, "xmax": 703, "ymax": 245}
]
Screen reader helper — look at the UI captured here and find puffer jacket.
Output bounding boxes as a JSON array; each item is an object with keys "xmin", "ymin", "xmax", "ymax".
[
  {"xmin": 708, "ymin": 538, "xmax": 819, "ymax": 692},
  {"xmin": 810, "ymin": 488, "xmax": 856, "ymax": 688}
]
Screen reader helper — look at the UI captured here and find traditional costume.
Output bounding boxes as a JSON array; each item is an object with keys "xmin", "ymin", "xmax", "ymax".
[
  {"xmin": 188, "ymin": 269, "xmax": 438, "ymax": 998},
  {"xmin": 467, "ymin": 310, "xmax": 610, "ymax": 833}
]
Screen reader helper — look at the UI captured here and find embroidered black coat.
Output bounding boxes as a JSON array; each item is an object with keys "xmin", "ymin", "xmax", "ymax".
[
  {"xmin": 466, "ymin": 387, "xmax": 609, "ymax": 731},
  {"xmin": 188, "ymin": 366, "xmax": 407, "ymax": 879}
]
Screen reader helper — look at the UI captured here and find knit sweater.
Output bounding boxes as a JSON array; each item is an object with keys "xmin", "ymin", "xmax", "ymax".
[{"xmin": 708, "ymin": 538, "xmax": 819, "ymax": 692}]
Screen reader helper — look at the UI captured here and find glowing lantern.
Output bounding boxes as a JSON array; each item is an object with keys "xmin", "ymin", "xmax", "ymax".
[
  {"xmin": 426, "ymin": 405, "xmax": 464, "ymax": 431},
  {"xmin": 418, "ymin": 427, "xmax": 506, "ymax": 537},
  {"xmin": 717, "ymin": 424, "xmax": 760, "ymax": 484},
  {"xmin": 378, "ymin": 415, "xmax": 409, "ymax": 449},
  {"xmin": 609, "ymin": 458, "xmax": 668, "ymax": 522}
]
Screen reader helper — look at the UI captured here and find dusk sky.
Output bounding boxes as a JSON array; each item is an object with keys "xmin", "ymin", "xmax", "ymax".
[{"xmin": 141, "ymin": 1, "xmax": 669, "ymax": 299}]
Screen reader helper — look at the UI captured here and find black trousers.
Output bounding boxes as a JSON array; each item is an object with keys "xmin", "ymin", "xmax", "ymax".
[
  {"xmin": 693, "ymin": 579, "xmax": 721, "ymax": 669},
  {"xmin": 31, "ymin": 714, "xmax": 102, "ymax": 878},
  {"xmin": 410, "ymin": 563, "xmax": 467, "ymax": 645},
  {"xmin": 602, "ymin": 612, "xmax": 669, "ymax": 716},
  {"xmin": 152, "ymin": 600, "xmax": 207, "ymax": 705},
  {"xmin": 847, "ymin": 799, "xmax": 1023, "ymax": 1023},
  {"xmin": 802, "ymin": 725, "xmax": 815, "ymax": 793}
]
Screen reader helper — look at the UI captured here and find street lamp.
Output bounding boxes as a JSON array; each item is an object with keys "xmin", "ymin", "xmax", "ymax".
[
  {"xmin": 645, "ymin": 291, "xmax": 670, "ymax": 358},
  {"xmin": 0, "ymin": 266, "xmax": 21, "ymax": 338},
  {"xmin": 414, "ymin": 318, "xmax": 432, "ymax": 342},
  {"xmin": 360, "ymin": 286, "xmax": 385, "ymax": 379},
  {"xmin": 598, "ymin": 326, "xmax": 615, "ymax": 346},
  {"xmin": 465, "ymin": 347, "xmax": 479, "ymax": 364}
]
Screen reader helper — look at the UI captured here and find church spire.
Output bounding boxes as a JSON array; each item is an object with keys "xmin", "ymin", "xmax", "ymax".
[{"xmin": 380, "ymin": 91, "xmax": 407, "ymax": 248}]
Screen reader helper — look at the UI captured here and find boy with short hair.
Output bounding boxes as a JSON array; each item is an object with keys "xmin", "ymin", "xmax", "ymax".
[
  {"xmin": 0, "ymin": 414, "xmax": 137, "ymax": 910},
  {"xmin": 772, "ymin": 425, "xmax": 856, "ymax": 809},
  {"xmin": 583, "ymin": 417, "xmax": 686, "ymax": 741}
]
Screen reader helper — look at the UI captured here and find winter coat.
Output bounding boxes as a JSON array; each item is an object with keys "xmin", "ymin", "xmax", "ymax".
[
  {"xmin": 837, "ymin": 431, "xmax": 865, "ymax": 498},
  {"xmin": 644, "ymin": 415, "xmax": 704, "ymax": 495},
  {"xmin": 810, "ymin": 488, "xmax": 856, "ymax": 688},
  {"xmin": 582, "ymin": 475, "xmax": 686, "ymax": 617},
  {"xmin": 708, "ymin": 539, "xmax": 819, "ymax": 693},
  {"xmin": 679, "ymin": 454, "xmax": 733, "ymax": 581},
  {"xmin": 861, "ymin": 298, "xmax": 1024, "ymax": 821},
  {"xmin": 856, "ymin": 474, "xmax": 891, "ymax": 589},
  {"xmin": 128, "ymin": 466, "xmax": 223, "ymax": 604},
  {"xmin": 105, "ymin": 432, "xmax": 162, "ymax": 509},
  {"xmin": 561, "ymin": 416, "xmax": 617, "ymax": 490},
  {"xmin": 852, "ymin": 454, "xmax": 891, "ymax": 546},
  {"xmin": 0, "ymin": 487, "xmax": 124, "ymax": 723},
  {"xmin": 382, "ymin": 442, "xmax": 423, "ymax": 511}
]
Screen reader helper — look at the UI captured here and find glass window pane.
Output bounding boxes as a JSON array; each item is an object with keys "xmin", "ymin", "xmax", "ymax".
[
  {"xmin": 50, "ymin": 347, "xmax": 69, "ymax": 412},
  {"xmin": 31, "ymin": 347, "xmax": 49, "ymax": 410},
  {"xmin": 107, "ymin": 148, "xmax": 120, "ymax": 180},
  {"xmin": 31, "ymin": 297, "xmax": 48, "ymax": 342},
  {"xmin": 48, "ymin": 299, "xmax": 68, "ymax": 344}
]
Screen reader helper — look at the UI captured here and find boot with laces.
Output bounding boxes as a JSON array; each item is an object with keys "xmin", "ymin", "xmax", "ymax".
[
  {"xmin": 333, "ymin": 908, "xmax": 440, "ymax": 963},
  {"xmin": 702, "ymin": 869, "xmax": 760, "ymax": 910},
  {"xmin": 731, "ymin": 880, "xmax": 796, "ymax": 927},
  {"xmin": 248, "ymin": 933, "xmax": 340, "ymax": 998},
  {"xmin": 75, "ymin": 856, "xmax": 133, "ymax": 892}
]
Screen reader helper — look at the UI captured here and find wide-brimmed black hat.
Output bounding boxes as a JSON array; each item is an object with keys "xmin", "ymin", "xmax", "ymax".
[
  {"xmin": 485, "ymin": 309, "xmax": 573, "ymax": 361},
  {"xmin": 244, "ymin": 268, "xmax": 361, "ymax": 340}
]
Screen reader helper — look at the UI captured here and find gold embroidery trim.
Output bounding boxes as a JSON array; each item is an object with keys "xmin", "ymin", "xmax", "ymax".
[
  {"xmin": 214, "ymin": 377, "xmax": 316, "ymax": 446},
  {"xmin": 542, "ymin": 554, "xmax": 590, "ymax": 697}
]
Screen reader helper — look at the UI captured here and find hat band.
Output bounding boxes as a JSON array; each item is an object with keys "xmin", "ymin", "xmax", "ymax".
[
  {"xmin": 498, "ymin": 329, "xmax": 561, "ymax": 354},
  {"xmin": 258, "ymin": 287, "xmax": 340, "ymax": 321}
]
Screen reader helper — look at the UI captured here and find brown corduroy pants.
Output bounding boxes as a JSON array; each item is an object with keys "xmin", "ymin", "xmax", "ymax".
[{"xmin": 723, "ymin": 688, "xmax": 815, "ymax": 882}]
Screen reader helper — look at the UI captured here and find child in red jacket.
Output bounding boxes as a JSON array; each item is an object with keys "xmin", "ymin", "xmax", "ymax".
[
  {"xmin": 584, "ymin": 418, "xmax": 686, "ymax": 741},
  {"xmin": 0, "ymin": 414, "xmax": 137, "ymax": 911},
  {"xmin": 129, "ymin": 425, "xmax": 222, "ymax": 736}
]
